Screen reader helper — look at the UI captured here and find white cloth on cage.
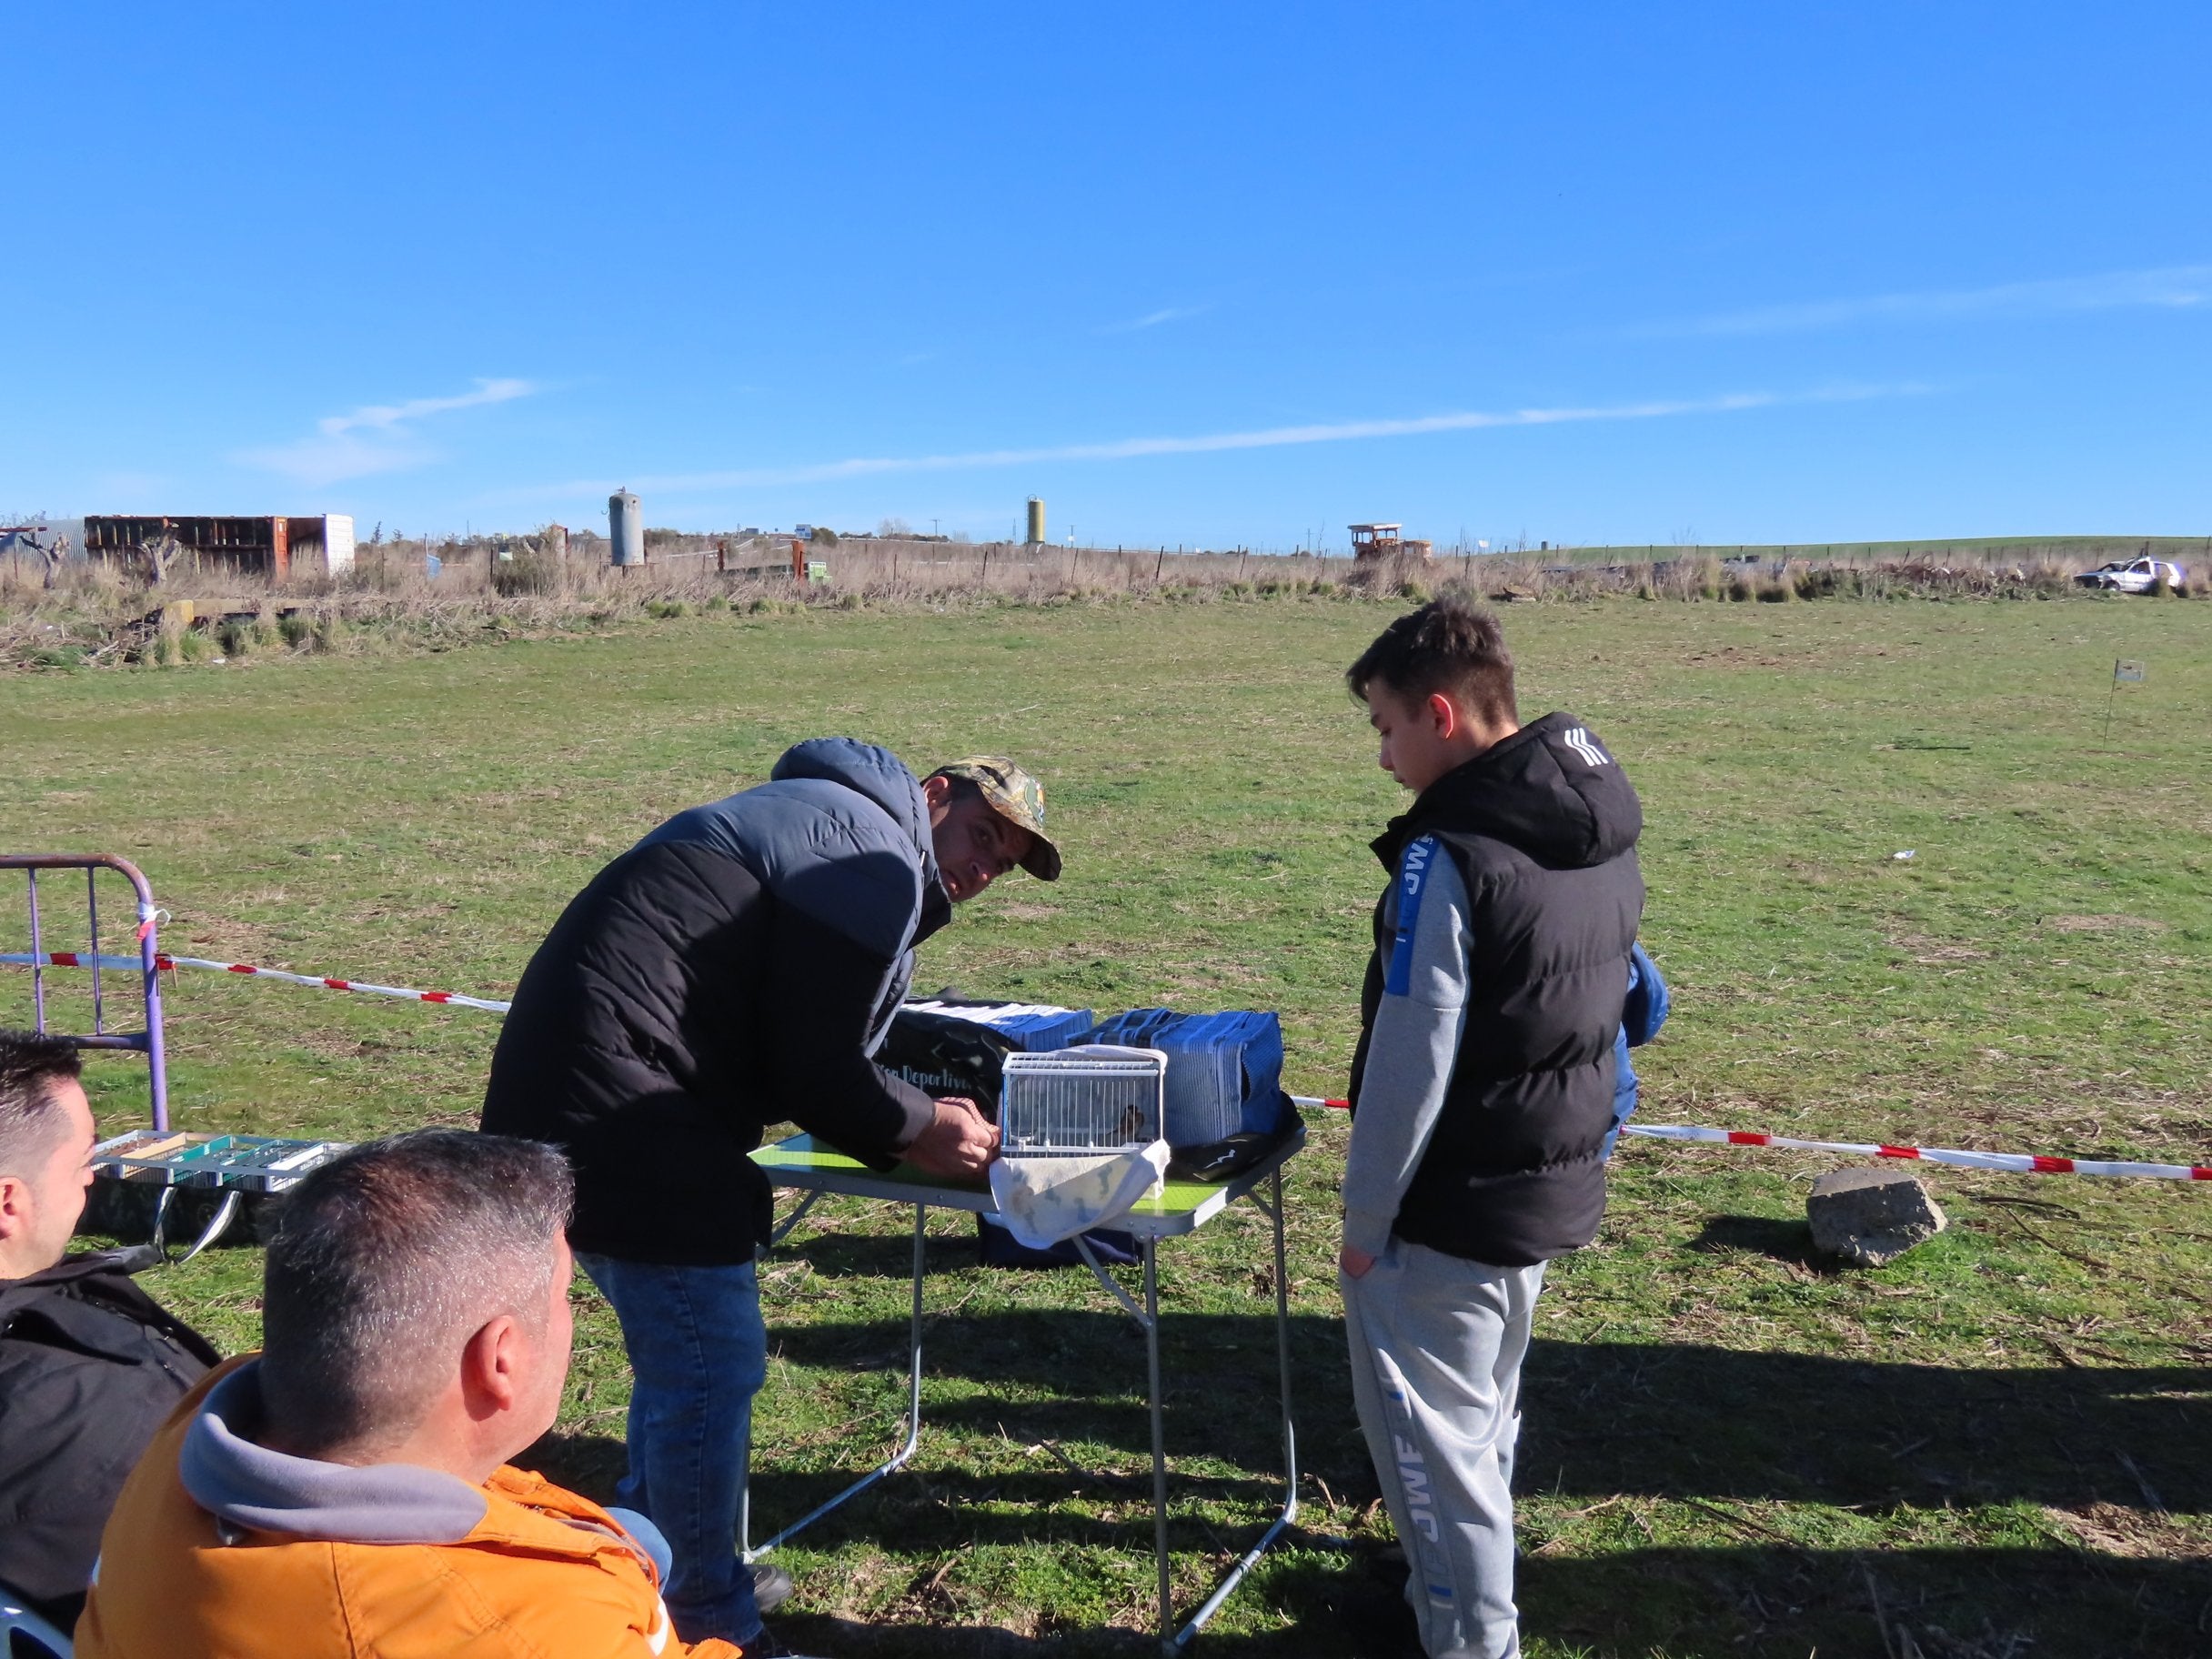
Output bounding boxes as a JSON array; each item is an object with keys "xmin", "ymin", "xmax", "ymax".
[{"xmin": 988, "ymin": 1141, "xmax": 1171, "ymax": 1248}]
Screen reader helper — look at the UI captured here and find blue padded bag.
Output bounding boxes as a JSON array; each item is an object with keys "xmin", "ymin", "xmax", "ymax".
[{"xmin": 1088, "ymin": 1008, "xmax": 1294, "ymax": 1147}]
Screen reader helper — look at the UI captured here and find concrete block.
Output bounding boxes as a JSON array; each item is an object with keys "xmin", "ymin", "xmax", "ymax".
[{"xmin": 1806, "ymin": 1166, "xmax": 1946, "ymax": 1267}]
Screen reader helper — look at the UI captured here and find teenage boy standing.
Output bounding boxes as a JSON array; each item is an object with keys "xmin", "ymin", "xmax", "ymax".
[{"xmin": 1340, "ymin": 598, "xmax": 1644, "ymax": 1659}]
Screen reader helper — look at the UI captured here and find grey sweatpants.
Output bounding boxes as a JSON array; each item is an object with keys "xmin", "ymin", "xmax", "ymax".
[{"xmin": 1342, "ymin": 1240, "xmax": 1547, "ymax": 1659}]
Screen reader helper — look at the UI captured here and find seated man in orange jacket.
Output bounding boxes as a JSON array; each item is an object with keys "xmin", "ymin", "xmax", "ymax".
[{"xmin": 77, "ymin": 1130, "xmax": 779, "ymax": 1659}]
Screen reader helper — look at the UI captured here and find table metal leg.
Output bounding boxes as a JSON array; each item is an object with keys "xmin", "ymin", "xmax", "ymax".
[
  {"xmin": 767, "ymin": 1188, "xmax": 822, "ymax": 1246},
  {"xmin": 1071, "ymin": 1179, "xmax": 1305, "ymax": 1651},
  {"xmin": 743, "ymin": 1202, "xmax": 929, "ymax": 1561},
  {"xmin": 1071, "ymin": 1233, "xmax": 1151, "ymax": 1326},
  {"xmin": 1144, "ymin": 1234, "xmax": 1172, "ymax": 1653},
  {"xmin": 1169, "ymin": 1162, "xmax": 1301, "ymax": 1647},
  {"xmin": 176, "ymin": 1188, "xmax": 244, "ymax": 1265},
  {"xmin": 741, "ymin": 1146, "xmax": 1306, "ymax": 1644}
]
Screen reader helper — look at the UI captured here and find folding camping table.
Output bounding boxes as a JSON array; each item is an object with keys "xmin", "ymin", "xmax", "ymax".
[{"xmin": 744, "ymin": 1127, "xmax": 1305, "ymax": 1654}]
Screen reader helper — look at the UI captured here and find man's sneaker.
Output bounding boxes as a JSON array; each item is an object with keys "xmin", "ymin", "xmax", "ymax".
[{"xmin": 748, "ymin": 1561, "xmax": 795, "ymax": 1617}]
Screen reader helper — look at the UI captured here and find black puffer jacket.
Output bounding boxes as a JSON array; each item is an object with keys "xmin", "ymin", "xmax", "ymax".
[
  {"xmin": 482, "ymin": 739, "xmax": 949, "ymax": 1264},
  {"xmin": 0, "ymin": 1247, "xmax": 219, "ymax": 1626},
  {"xmin": 1351, "ymin": 712, "xmax": 1645, "ymax": 1266}
]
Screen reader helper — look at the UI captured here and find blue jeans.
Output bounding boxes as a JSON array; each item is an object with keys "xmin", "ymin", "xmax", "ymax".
[
  {"xmin": 578, "ymin": 1253, "xmax": 769, "ymax": 1646},
  {"xmin": 1602, "ymin": 1031, "xmax": 1637, "ymax": 1161},
  {"xmin": 607, "ymin": 1506, "xmax": 673, "ymax": 1582}
]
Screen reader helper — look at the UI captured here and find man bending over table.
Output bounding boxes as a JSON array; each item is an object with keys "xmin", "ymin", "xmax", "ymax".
[{"xmin": 481, "ymin": 739, "xmax": 1062, "ymax": 1653}]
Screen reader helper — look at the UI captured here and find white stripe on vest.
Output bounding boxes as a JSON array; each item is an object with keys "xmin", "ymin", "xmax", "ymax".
[{"xmin": 1563, "ymin": 727, "xmax": 1610, "ymax": 768}]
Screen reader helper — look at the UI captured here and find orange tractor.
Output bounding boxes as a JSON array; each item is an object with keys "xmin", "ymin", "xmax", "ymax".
[{"xmin": 1349, "ymin": 523, "xmax": 1433, "ymax": 563}]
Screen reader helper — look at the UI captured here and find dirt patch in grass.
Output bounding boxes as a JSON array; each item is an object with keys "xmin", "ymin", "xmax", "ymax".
[
  {"xmin": 2044, "ymin": 912, "xmax": 2171, "ymax": 933},
  {"xmin": 2045, "ymin": 1501, "xmax": 2212, "ymax": 1559}
]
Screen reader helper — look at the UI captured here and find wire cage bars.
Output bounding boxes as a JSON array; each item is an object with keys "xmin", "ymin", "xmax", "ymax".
[{"xmin": 999, "ymin": 1046, "xmax": 1169, "ymax": 1156}]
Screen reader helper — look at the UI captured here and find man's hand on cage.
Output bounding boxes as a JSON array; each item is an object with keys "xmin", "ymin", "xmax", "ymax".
[{"xmin": 901, "ymin": 1095, "xmax": 1000, "ymax": 1179}]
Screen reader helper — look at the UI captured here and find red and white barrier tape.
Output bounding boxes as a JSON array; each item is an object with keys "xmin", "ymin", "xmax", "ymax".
[
  {"xmin": 0, "ymin": 950, "xmax": 513, "ymax": 1014},
  {"xmin": 1614, "ymin": 1121, "xmax": 2210, "ymax": 1181},
  {"xmin": 6, "ymin": 963, "xmax": 2202, "ymax": 1181},
  {"xmin": 1290, "ymin": 1095, "xmax": 2208, "ymax": 1181}
]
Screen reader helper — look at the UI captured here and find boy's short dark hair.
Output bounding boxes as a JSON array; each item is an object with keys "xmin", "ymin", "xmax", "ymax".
[
  {"xmin": 1346, "ymin": 596, "xmax": 1518, "ymax": 727},
  {"xmin": 0, "ymin": 1029, "xmax": 85, "ymax": 1178}
]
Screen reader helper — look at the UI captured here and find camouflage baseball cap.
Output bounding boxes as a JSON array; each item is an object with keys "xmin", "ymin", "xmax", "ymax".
[{"xmin": 932, "ymin": 756, "xmax": 1062, "ymax": 881}]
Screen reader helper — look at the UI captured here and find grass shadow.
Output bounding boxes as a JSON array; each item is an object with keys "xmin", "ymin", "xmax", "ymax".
[
  {"xmin": 768, "ymin": 1542, "xmax": 1393, "ymax": 1658},
  {"xmin": 770, "ymin": 1544, "xmax": 2212, "ymax": 1656},
  {"xmin": 512, "ymin": 1428, "xmax": 630, "ymax": 1503},
  {"xmin": 761, "ymin": 1314, "xmax": 2210, "ymax": 1514},
  {"xmin": 1524, "ymin": 1338, "xmax": 2208, "ymax": 1513},
  {"xmin": 769, "ymin": 1226, "xmax": 991, "ymax": 1280},
  {"xmin": 1517, "ymin": 1543, "xmax": 2212, "ymax": 1658},
  {"xmin": 1686, "ymin": 1212, "xmax": 1826, "ymax": 1269}
]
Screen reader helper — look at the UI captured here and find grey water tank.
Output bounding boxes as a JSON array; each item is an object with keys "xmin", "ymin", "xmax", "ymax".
[{"xmin": 609, "ymin": 491, "xmax": 645, "ymax": 566}]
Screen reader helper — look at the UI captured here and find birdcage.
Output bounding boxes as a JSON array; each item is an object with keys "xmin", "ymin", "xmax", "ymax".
[{"xmin": 999, "ymin": 1046, "xmax": 1168, "ymax": 1157}]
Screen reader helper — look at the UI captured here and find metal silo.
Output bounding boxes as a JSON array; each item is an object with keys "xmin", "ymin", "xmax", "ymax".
[
  {"xmin": 608, "ymin": 491, "xmax": 645, "ymax": 567},
  {"xmin": 1025, "ymin": 497, "xmax": 1046, "ymax": 546}
]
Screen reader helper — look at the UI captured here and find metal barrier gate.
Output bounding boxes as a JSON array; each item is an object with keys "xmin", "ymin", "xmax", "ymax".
[
  {"xmin": 3, "ymin": 854, "xmax": 349, "ymax": 1260},
  {"xmin": 1, "ymin": 853, "xmax": 169, "ymax": 1130}
]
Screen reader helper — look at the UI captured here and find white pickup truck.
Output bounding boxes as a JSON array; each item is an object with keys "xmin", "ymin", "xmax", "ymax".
[{"xmin": 2075, "ymin": 556, "xmax": 2188, "ymax": 594}]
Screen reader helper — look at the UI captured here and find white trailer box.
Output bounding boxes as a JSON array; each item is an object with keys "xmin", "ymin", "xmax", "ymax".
[{"xmin": 322, "ymin": 514, "xmax": 355, "ymax": 576}]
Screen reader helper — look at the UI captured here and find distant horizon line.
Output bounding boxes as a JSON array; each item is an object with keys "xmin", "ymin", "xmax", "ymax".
[{"xmin": 16, "ymin": 520, "xmax": 2195, "ymax": 551}]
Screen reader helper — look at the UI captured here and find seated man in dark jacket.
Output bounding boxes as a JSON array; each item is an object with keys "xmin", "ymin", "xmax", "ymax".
[
  {"xmin": 481, "ymin": 739, "xmax": 1061, "ymax": 1651},
  {"xmin": 0, "ymin": 1031, "xmax": 220, "ymax": 1628}
]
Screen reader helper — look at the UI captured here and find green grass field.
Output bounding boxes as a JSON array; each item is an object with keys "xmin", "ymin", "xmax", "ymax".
[{"xmin": 5, "ymin": 591, "xmax": 2208, "ymax": 1657}]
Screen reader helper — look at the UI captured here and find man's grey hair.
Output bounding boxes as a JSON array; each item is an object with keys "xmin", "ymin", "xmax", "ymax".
[
  {"xmin": 0, "ymin": 1030, "xmax": 85, "ymax": 1180},
  {"xmin": 260, "ymin": 1128, "xmax": 573, "ymax": 1456}
]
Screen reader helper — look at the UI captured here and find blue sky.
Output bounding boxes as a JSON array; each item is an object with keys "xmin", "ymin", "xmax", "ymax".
[{"xmin": 6, "ymin": 3, "xmax": 2208, "ymax": 548}]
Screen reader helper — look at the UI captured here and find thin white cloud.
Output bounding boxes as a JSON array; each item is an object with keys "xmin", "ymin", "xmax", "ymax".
[
  {"xmin": 237, "ymin": 377, "xmax": 537, "ymax": 487},
  {"xmin": 1634, "ymin": 264, "xmax": 2212, "ymax": 338},
  {"xmin": 514, "ymin": 380, "xmax": 1920, "ymax": 500},
  {"xmin": 1102, "ymin": 304, "xmax": 1208, "ymax": 334},
  {"xmin": 318, "ymin": 378, "xmax": 535, "ymax": 434},
  {"xmin": 236, "ymin": 431, "xmax": 437, "ymax": 487}
]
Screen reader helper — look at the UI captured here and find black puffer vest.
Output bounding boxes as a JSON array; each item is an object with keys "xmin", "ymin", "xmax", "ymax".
[{"xmin": 1350, "ymin": 712, "xmax": 1645, "ymax": 1266}]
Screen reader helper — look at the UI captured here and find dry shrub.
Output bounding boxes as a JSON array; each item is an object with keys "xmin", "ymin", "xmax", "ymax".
[
  {"xmin": 5, "ymin": 538, "xmax": 2175, "ymax": 672},
  {"xmin": 491, "ymin": 550, "xmax": 566, "ymax": 598},
  {"xmin": 1650, "ymin": 553, "xmax": 1722, "ymax": 601}
]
